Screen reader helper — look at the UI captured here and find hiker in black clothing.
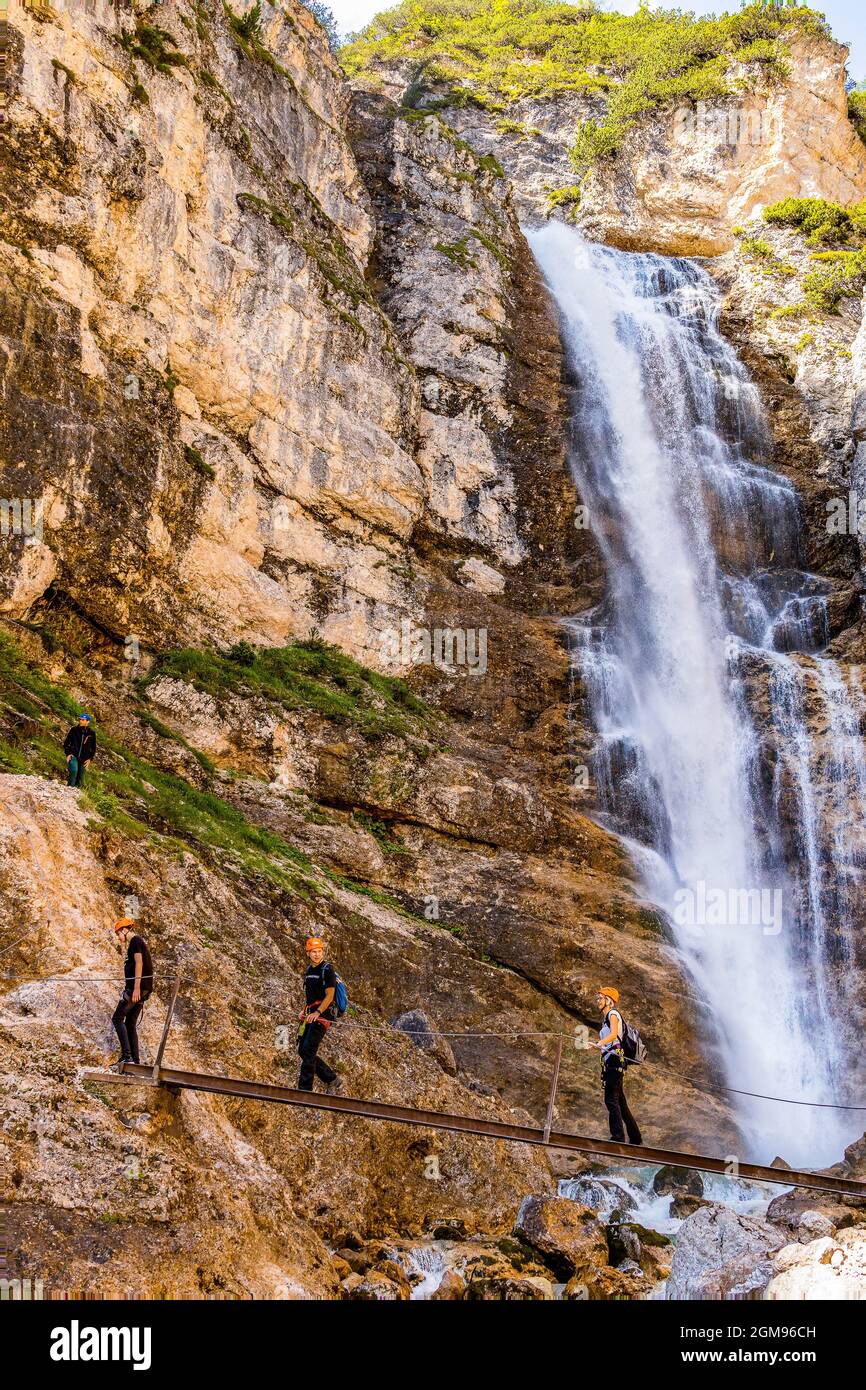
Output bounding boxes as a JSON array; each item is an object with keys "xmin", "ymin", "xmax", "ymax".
[
  {"xmin": 297, "ymin": 936, "xmax": 342, "ymax": 1094},
  {"xmin": 591, "ymin": 986, "xmax": 642, "ymax": 1145},
  {"xmin": 111, "ymin": 917, "xmax": 153, "ymax": 1069},
  {"xmin": 64, "ymin": 713, "xmax": 96, "ymax": 788}
]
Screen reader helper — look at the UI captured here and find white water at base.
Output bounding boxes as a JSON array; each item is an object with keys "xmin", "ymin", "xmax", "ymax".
[{"xmin": 529, "ymin": 222, "xmax": 864, "ymax": 1166}]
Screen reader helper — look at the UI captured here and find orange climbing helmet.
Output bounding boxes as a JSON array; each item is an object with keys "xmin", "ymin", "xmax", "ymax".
[
  {"xmin": 114, "ymin": 917, "xmax": 136, "ymax": 934},
  {"xmin": 599, "ymin": 986, "xmax": 620, "ymax": 1004},
  {"xmin": 305, "ymin": 936, "xmax": 325, "ymax": 952}
]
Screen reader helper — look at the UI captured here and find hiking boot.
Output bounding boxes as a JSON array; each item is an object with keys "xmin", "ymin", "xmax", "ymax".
[
  {"xmin": 325, "ymin": 1076, "xmax": 344, "ymax": 1096},
  {"xmin": 110, "ymin": 1057, "xmax": 133, "ymax": 1073}
]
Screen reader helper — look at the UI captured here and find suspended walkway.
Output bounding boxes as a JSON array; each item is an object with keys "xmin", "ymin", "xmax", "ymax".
[
  {"xmin": 80, "ymin": 974, "xmax": 866, "ymax": 1200},
  {"xmin": 82, "ymin": 1068, "xmax": 866, "ymax": 1199}
]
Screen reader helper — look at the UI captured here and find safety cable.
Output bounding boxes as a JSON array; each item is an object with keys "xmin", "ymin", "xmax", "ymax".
[
  {"xmin": 2, "ymin": 968, "xmax": 866, "ymax": 1113},
  {"xmin": 0, "ymin": 823, "xmax": 862, "ymax": 1112}
]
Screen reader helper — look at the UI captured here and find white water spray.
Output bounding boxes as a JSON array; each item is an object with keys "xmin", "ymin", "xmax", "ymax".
[{"xmin": 530, "ymin": 222, "xmax": 863, "ymax": 1165}]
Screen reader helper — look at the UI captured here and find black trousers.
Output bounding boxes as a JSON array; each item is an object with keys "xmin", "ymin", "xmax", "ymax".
[
  {"xmin": 602, "ymin": 1054, "xmax": 642, "ymax": 1144},
  {"xmin": 112, "ymin": 992, "xmax": 146, "ymax": 1063},
  {"xmin": 297, "ymin": 1021, "xmax": 336, "ymax": 1091}
]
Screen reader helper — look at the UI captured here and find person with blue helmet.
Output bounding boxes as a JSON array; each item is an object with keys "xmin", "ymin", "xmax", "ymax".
[{"xmin": 63, "ymin": 712, "xmax": 96, "ymax": 788}]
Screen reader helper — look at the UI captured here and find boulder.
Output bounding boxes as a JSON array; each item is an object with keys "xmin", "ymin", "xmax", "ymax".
[
  {"xmin": 465, "ymin": 1274, "xmax": 555, "ymax": 1300},
  {"xmin": 390, "ymin": 1010, "xmax": 457, "ymax": 1076},
  {"xmin": 585, "ymin": 1263, "xmax": 647, "ymax": 1300},
  {"xmin": 607, "ymin": 1221, "xmax": 673, "ymax": 1279},
  {"xmin": 429, "ymin": 1270, "xmax": 466, "ymax": 1301},
  {"xmin": 841, "ymin": 1131, "xmax": 866, "ymax": 1179},
  {"xmin": 766, "ymin": 1228, "xmax": 866, "ymax": 1300},
  {"xmin": 766, "ymin": 1189, "xmax": 856, "ymax": 1235},
  {"xmin": 797, "ymin": 1211, "xmax": 837, "ymax": 1243},
  {"xmin": 653, "ymin": 1165, "xmax": 704, "ymax": 1198},
  {"xmin": 429, "ymin": 1219, "xmax": 468, "ymax": 1242},
  {"xmin": 666, "ymin": 1206, "xmax": 784, "ymax": 1300},
  {"xmin": 671, "ymin": 1195, "xmax": 712, "ymax": 1220},
  {"xmin": 513, "ymin": 1195, "xmax": 610, "ymax": 1281},
  {"xmin": 342, "ymin": 1270, "xmax": 409, "ymax": 1301},
  {"xmin": 373, "ymin": 1259, "xmax": 412, "ymax": 1296},
  {"xmin": 562, "ymin": 1176, "xmax": 637, "ymax": 1217}
]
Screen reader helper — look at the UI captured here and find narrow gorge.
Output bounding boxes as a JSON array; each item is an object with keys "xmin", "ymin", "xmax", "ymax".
[{"xmin": 3, "ymin": 0, "xmax": 866, "ymax": 1307}]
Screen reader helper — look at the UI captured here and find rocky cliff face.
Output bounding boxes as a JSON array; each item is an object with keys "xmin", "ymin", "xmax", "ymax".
[
  {"xmin": 352, "ymin": 31, "xmax": 866, "ymax": 256},
  {"xmin": 3, "ymin": 0, "xmax": 866, "ymax": 1300}
]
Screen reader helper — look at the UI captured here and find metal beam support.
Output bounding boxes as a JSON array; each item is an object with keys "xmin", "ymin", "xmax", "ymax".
[
  {"xmin": 81, "ymin": 1064, "xmax": 866, "ymax": 1200},
  {"xmin": 152, "ymin": 973, "xmax": 182, "ymax": 1084}
]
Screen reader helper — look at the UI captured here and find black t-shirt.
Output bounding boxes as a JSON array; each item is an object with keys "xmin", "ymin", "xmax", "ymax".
[
  {"xmin": 304, "ymin": 961, "xmax": 336, "ymax": 1019},
  {"xmin": 124, "ymin": 935, "xmax": 153, "ymax": 997}
]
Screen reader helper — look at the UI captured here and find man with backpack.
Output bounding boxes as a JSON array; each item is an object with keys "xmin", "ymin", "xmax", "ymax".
[
  {"xmin": 297, "ymin": 936, "xmax": 344, "ymax": 1094},
  {"xmin": 591, "ymin": 986, "xmax": 643, "ymax": 1145}
]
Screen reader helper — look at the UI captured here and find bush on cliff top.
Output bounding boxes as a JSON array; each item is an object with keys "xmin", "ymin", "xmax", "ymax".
[
  {"xmin": 761, "ymin": 196, "xmax": 866, "ymax": 313},
  {"xmin": 341, "ymin": 1, "xmax": 830, "ymax": 171}
]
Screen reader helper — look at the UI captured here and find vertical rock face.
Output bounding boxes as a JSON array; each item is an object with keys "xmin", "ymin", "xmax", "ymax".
[
  {"xmin": 577, "ymin": 36, "xmax": 866, "ymax": 255},
  {"xmin": 346, "ymin": 90, "xmax": 590, "ymax": 616},
  {"xmin": 1, "ymin": 0, "xmax": 426, "ymax": 658}
]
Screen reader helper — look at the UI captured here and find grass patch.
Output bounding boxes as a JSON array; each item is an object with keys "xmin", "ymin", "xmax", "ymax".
[
  {"xmin": 145, "ymin": 638, "xmax": 434, "ymax": 738},
  {"xmin": 738, "ymin": 233, "xmax": 797, "ymax": 279},
  {"xmin": 352, "ymin": 810, "xmax": 411, "ymax": 856},
  {"xmin": 0, "ymin": 632, "xmax": 319, "ymax": 895},
  {"xmin": 434, "ymin": 236, "xmax": 477, "ymax": 269},
  {"xmin": 183, "ymin": 444, "xmax": 216, "ymax": 480}
]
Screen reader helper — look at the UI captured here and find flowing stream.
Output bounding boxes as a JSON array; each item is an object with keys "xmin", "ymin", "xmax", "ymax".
[{"xmin": 529, "ymin": 222, "xmax": 864, "ymax": 1166}]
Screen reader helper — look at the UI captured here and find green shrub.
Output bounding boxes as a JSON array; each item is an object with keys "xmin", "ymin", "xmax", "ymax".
[
  {"xmin": 763, "ymin": 196, "xmax": 866, "ymax": 247},
  {"xmin": 802, "ymin": 248, "xmax": 866, "ymax": 313},
  {"xmin": 120, "ymin": 24, "xmax": 188, "ymax": 74},
  {"xmin": 849, "ymin": 88, "xmax": 866, "ymax": 146},
  {"xmin": 342, "ymin": 2, "xmax": 830, "ymax": 173},
  {"xmin": 762, "ymin": 196, "xmax": 866, "ymax": 311},
  {"xmin": 546, "ymin": 184, "xmax": 582, "ymax": 211}
]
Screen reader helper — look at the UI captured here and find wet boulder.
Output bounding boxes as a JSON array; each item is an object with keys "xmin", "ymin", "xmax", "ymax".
[
  {"xmin": 429, "ymin": 1270, "xmax": 466, "ymax": 1300},
  {"xmin": 666, "ymin": 1206, "xmax": 784, "ymax": 1300},
  {"xmin": 513, "ymin": 1195, "xmax": 610, "ymax": 1281},
  {"xmin": 652, "ymin": 1165, "xmax": 704, "ymax": 1198},
  {"xmin": 341, "ymin": 1269, "xmax": 409, "ymax": 1301}
]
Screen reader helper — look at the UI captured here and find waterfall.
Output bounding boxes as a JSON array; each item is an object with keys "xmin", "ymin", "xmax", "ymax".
[{"xmin": 530, "ymin": 222, "xmax": 863, "ymax": 1166}]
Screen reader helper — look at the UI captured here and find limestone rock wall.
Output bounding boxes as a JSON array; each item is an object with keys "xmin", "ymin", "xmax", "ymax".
[
  {"xmin": 361, "ymin": 35, "xmax": 866, "ymax": 256},
  {"xmin": 2, "ymin": 0, "xmax": 425, "ymax": 659}
]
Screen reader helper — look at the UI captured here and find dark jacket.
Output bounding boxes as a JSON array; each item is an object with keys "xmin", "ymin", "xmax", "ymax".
[{"xmin": 63, "ymin": 725, "xmax": 96, "ymax": 762}]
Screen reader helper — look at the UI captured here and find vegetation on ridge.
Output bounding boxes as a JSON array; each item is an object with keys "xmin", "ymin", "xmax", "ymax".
[
  {"xmin": 762, "ymin": 197, "xmax": 866, "ymax": 312},
  {"xmin": 145, "ymin": 638, "xmax": 433, "ymax": 737},
  {"xmin": 341, "ymin": 1, "xmax": 831, "ymax": 172}
]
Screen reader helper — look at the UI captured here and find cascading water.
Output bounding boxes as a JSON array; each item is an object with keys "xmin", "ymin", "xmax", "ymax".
[{"xmin": 529, "ymin": 222, "xmax": 864, "ymax": 1166}]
